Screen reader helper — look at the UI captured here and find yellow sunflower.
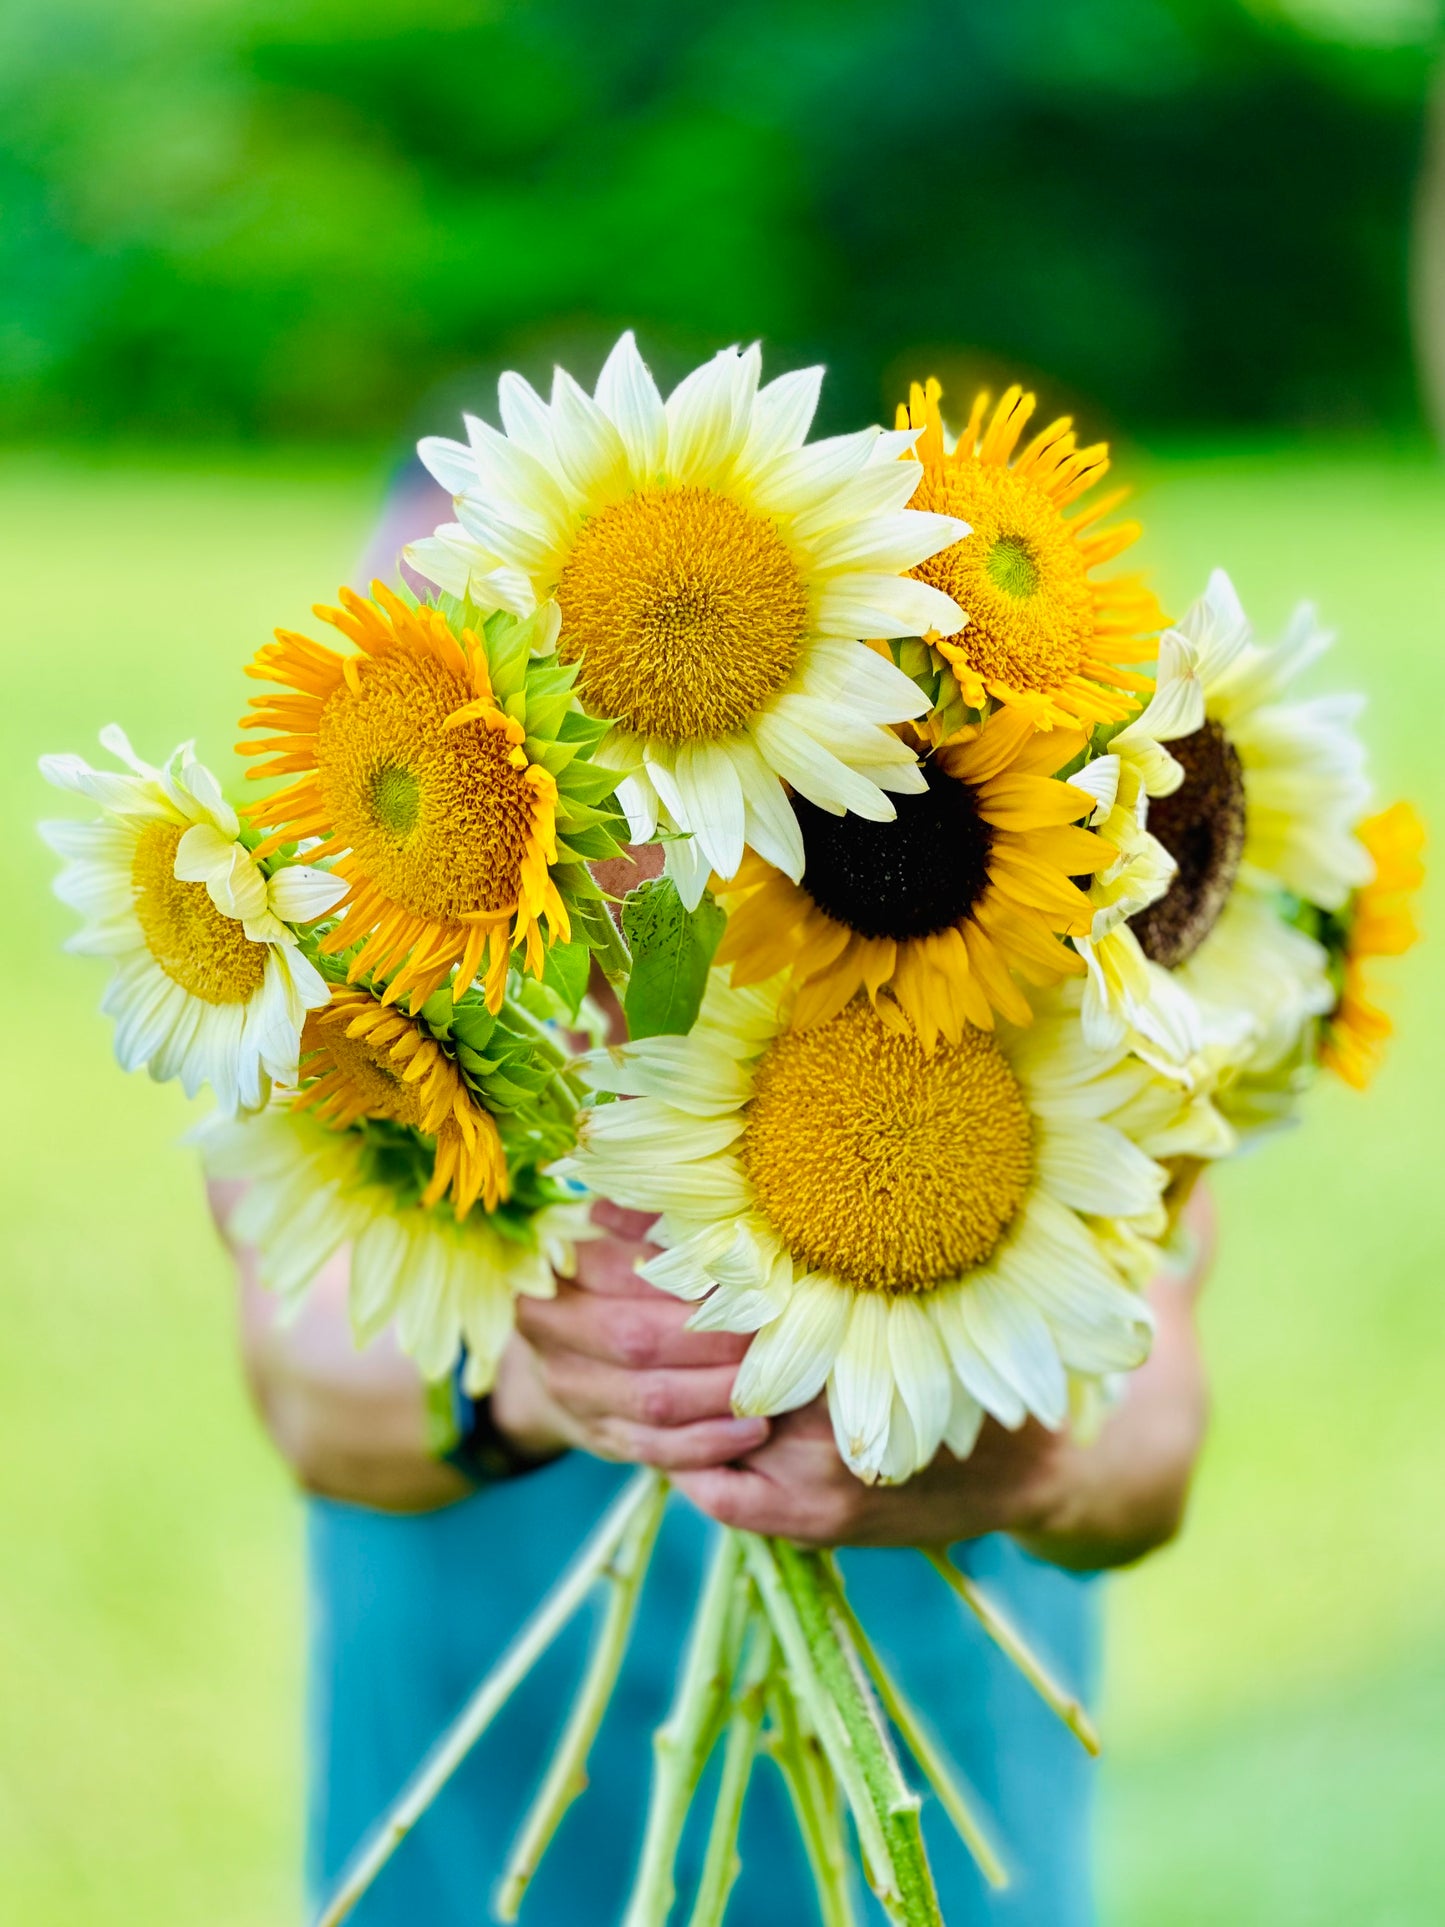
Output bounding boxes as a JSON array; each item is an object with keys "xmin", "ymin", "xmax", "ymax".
[
  {"xmin": 714, "ymin": 706, "xmax": 1110, "ymax": 1048},
  {"xmin": 564, "ymin": 973, "xmax": 1226, "ymax": 1485},
  {"xmin": 1321, "ymin": 802, "xmax": 1424, "ymax": 1091},
  {"xmin": 898, "ymin": 378, "xmax": 1163, "ymax": 731},
  {"xmin": 291, "ymin": 983, "xmax": 508, "ymax": 1216},
  {"xmin": 240, "ymin": 583, "xmax": 577, "ymax": 1012}
]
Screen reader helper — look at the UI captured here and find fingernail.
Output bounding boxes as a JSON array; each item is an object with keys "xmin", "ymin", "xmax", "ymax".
[{"xmin": 725, "ymin": 1418, "xmax": 769, "ymax": 1447}]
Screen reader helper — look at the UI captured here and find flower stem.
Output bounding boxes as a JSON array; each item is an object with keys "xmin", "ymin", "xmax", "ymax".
[
  {"xmin": 311, "ymin": 1469, "xmax": 663, "ymax": 1927},
  {"xmin": 923, "ymin": 1549, "xmax": 1100, "ymax": 1756},
  {"xmin": 622, "ymin": 1530, "xmax": 744, "ymax": 1927},
  {"xmin": 747, "ymin": 1536, "xmax": 943, "ymax": 1926},
  {"xmin": 684, "ymin": 1618, "xmax": 774, "ymax": 1927},
  {"xmin": 495, "ymin": 1475, "xmax": 669, "ymax": 1921},
  {"xmin": 588, "ymin": 903, "xmax": 632, "ymax": 990},
  {"xmin": 767, "ymin": 1676, "xmax": 858, "ymax": 1927},
  {"xmin": 822, "ymin": 1556, "xmax": 1007, "ymax": 1890}
]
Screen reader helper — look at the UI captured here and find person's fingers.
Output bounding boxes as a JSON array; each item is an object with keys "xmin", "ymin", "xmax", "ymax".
[
  {"xmin": 572, "ymin": 1237, "xmax": 659, "ymax": 1298},
  {"xmin": 672, "ymin": 1466, "xmax": 803, "ymax": 1537},
  {"xmin": 517, "ymin": 1286, "xmax": 751, "ymax": 1370},
  {"xmin": 588, "ymin": 1198, "xmax": 659, "ymax": 1242},
  {"xmin": 598, "ymin": 1414, "xmax": 770, "ymax": 1473},
  {"xmin": 538, "ymin": 1354, "xmax": 745, "ymax": 1428}
]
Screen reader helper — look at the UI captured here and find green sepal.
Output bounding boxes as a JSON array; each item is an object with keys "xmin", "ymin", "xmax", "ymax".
[
  {"xmin": 559, "ymin": 759, "xmax": 628, "ymax": 806},
  {"xmin": 542, "ymin": 938, "xmax": 593, "ymax": 1018},
  {"xmin": 555, "ymin": 821, "xmax": 625, "ymax": 861}
]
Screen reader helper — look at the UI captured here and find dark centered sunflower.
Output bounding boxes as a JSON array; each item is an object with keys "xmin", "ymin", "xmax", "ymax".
[
  {"xmin": 1131, "ymin": 720, "xmax": 1247, "ymax": 969},
  {"xmin": 715, "ymin": 707, "xmax": 1112, "ymax": 1047},
  {"xmin": 790, "ymin": 764, "xmax": 995, "ymax": 943}
]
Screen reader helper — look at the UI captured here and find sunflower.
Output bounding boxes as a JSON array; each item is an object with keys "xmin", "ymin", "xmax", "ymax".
[
  {"xmin": 201, "ymin": 1105, "xmax": 589, "ymax": 1393},
  {"xmin": 1061, "ymin": 631, "xmax": 1212, "ymax": 1077},
  {"xmin": 561, "ymin": 973, "xmax": 1226, "ymax": 1484},
  {"xmin": 1320, "ymin": 802, "xmax": 1424, "ymax": 1090},
  {"xmin": 240, "ymin": 583, "xmax": 623, "ymax": 1012},
  {"xmin": 40, "ymin": 728, "xmax": 345, "ymax": 1112},
  {"xmin": 406, "ymin": 332, "xmax": 966, "ymax": 906},
  {"xmin": 292, "ymin": 982, "xmax": 509, "ymax": 1216},
  {"xmin": 714, "ymin": 706, "xmax": 1111, "ymax": 1048},
  {"xmin": 1105, "ymin": 571, "xmax": 1372, "ymax": 1106},
  {"xmin": 897, "ymin": 378, "xmax": 1164, "ymax": 733}
]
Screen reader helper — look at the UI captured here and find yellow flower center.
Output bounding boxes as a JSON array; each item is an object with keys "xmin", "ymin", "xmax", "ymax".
[
  {"xmin": 300, "ymin": 1005, "xmax": 427, "ymax": 1132},
  {"xmin": 131, "ymin": 821, "xmax": 268, "ymax": 1006},
  {"xmin": 741, "ymin": 999, "xmax": 1033, "ymax": 1291},
  {"xmin": 296, "ymin": 986, "xmax": 510, "ymax": 1215},
  {"xmin": 315, "ymin": 650, "xmax": 537, "ymax": 922},
  {"xmin": 911, "ymin": 466, "xmax": 1094, "ymax": 694},
  {"xmin": 555, "ymin": 486, "xmax": 810, "ymax": 742}
]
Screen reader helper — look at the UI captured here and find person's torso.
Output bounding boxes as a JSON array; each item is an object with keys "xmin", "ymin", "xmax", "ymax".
[{"xmin": 307, "ymin": 1453, "xmax": 1100, "ymax": 1925}]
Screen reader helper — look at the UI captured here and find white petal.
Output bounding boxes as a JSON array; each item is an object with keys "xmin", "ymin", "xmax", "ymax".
[
  {"xmin": 549, "ymin": 365, "xmax": 631, "ymax": 503},
  {"xmin": 732, "ymin": 1275, "xmax": 849, "ymax": 1416},
  {"xmin": 1068, "ymin": 754, "xmax": 1120, "ymax": 823},
  {"xmin": 942, "ymin": 1379, "xmax": 985, "ymax": 1460},
  {"xmin": 809, "ymin": 510, "xmax": 966, "ymax": 576},
  {"xmin": 1035, "ymin": 1119, "xmax": 1165, "ymax": 1218},
  {"xmin": 887, "ymin": 1295, "xmax": 952, "ymax": 1471},
  {"xmin": 751, "ymin": 708, "xmax": 899, "ymax": 822},
  {"xmin": 614, "ymin": 772, "xmax": 659, "ymax": 843},
  {"xmin": 828, "ymin": 1294, "xmax": 894, "ymax": 1474},
  {"xmin": 746, "ymin": 428, "xmax": 882, "ymax": 517},
  {"xmin": 174, "ymin": 825, "xmax": 269, "ymax": 924},
  {"xmin": 930, "ymin": 1285, "xmax": 1027, "ymax": 1429},
  {"xmin": 267, "ymin": 862, "xmax": 349, "ymax": 924},
  {"xmin": 416, "ymin": 433, "xmax": 477, "ymax": 495},
  {"xmin": 733, "ymin": 731, "xmax": 806, "ymax": 878},
  {"xmin": 964, "ymin": 1275, "xmax": 1069, "ymax": 1429},
  {"xmin": 813, "ymin": 573, "xmax": 963, "ymax": 642},
  {"xmin": 663, "ymin": 831, "xmax": 712, "ymax": 911},
  {"xmin": 664, "ymin": 741, "xmax": 746, "ymax": 879},
  {"xmin": 594, "ymin": 330, "xmax": 667, "ymax": 482},
  {"xmin": 496, "ymin": 370, "xmax": 558, "ymax": 465},
  {"xmin": 738, "ymin": 365, "xmax": 823, "ymax": 472},
  {"xmin": 665, "ymin": 349, "xmax": 751, "ymax": 484}
]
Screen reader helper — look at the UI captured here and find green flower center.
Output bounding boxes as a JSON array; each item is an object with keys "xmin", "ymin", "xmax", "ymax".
[
  {"xmin": 370, "ymin": 763, "xmax": 421, "ymax": 839},
  {"xmin": 984, "ymin": 534, "xmax": 1040, "ymax": 600}
]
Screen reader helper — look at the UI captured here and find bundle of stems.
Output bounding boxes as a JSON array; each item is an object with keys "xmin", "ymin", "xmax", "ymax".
[{"xmin": 313, "ymin": 1471, "xmax": 1098, "ymax": 1927}]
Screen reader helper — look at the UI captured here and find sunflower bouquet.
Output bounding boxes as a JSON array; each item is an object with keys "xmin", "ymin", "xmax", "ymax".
[{"xmin": 40, "ymin": 333, "xmax": 1421, "ymax": 1927}]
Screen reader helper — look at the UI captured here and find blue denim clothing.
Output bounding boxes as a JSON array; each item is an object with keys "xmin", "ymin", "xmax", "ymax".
[{"xmin": 307, "ymin": 1454, "xmax": 1099, "ymax": 1925}]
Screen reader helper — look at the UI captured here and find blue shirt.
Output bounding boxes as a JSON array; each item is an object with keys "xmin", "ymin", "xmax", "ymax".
[{"xmin": 307, "ymin": 1454, "xmax": 1098, "ymax": 1924}]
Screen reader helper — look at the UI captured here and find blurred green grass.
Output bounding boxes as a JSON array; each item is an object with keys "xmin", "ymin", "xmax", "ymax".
[{"xmin": 0, "ymin": 441, "xmax": 1441, "ymax": 1924}]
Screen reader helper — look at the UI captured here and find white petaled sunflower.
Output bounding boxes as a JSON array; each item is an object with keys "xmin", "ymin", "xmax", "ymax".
[
  {"xmin": 202, "ymin": 1106, "xmax": 590, "ymax": 1394},
  {"xmin": 40, "ymin": 728, "xmax": 345, "ymax": 1112},
  {"xmin": 407, "ymin": 332, "xmax": 967, "ymax": 906},
  {"xmin": 561, "ymin": 972, "xmax": 1227, "ymax": 1485},
  {"xmin": 1086, "ymin": 571, "xmax": 1372, "ymax": 1108},
  {"xmin": 1062, "ymin": 630, "xmax": 1212, "ymax": 1078}
]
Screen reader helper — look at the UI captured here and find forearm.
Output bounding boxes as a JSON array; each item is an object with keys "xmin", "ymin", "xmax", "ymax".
[
  {"xmin": 215, "ymin": 1181, "xmax": 472, "ymax": 1513},
  {"xmin": 1012, "ymin": 1275, "xmax": 1209, "ymax": 1571},
  {"xmin": 1014, "ymin": 1194, "xmax": 1214, "ymax": 1571}
]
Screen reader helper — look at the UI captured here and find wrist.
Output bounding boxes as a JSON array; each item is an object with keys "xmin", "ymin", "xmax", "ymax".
[{"xmin": 488, "ymin": 1338, "xmax": 573, "ymax": 1463}]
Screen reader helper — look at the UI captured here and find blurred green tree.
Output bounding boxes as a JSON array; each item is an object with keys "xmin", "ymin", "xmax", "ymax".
[{"xmin": 0, "ymin": 0, "xmax": 1435, "ymax": 440}]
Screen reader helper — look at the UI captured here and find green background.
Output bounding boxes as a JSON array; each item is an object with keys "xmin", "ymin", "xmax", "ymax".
[
  {"xmin": 1, "ymin": 0, "xmax": 1438, "ymax": 443},
  {"xmin": 3, "ymin": 442, "xmax": 1441, "ymax": 1924}
]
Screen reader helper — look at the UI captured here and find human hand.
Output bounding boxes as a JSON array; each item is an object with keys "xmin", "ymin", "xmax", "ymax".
[
  {"xmin": 213, "ymin": 1180, "xmax": 473, "ymax": 1514},
  {"xmin": 492, "ymin": 1201, "xmax": 771, "ymax": 1474},
  {"xmin": 674, "ymin": 1192, "xmax": 1215, "ymax": 1567},
  {"xmin": 672, "ymin": 1397, "xmax": 1067, "ymax": 1549}
]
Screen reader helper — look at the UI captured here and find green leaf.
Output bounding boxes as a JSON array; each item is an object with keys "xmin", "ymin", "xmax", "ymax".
[
  {"xmin": 621, "ymin": 877, "xmax": 726, "ymax": 1040},
  {"xmin": 542, "ymin": 937, "xmax": 592, "ymax": 1017}
]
